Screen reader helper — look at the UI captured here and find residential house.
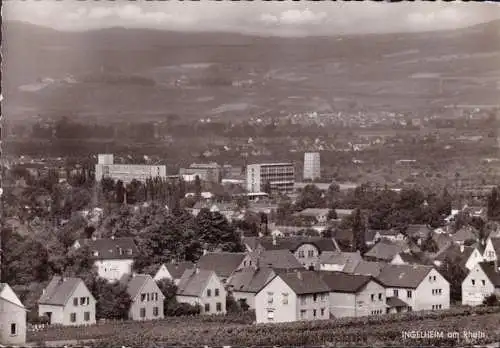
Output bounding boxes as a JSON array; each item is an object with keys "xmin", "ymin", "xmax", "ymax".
[
  {"xmin": 197, "ymin": 252, "xmax": 247, "ymax": 283},
  {"xmin": 73, "ymin": 236, "xmax": 139, "ymax": 282},
  {"xmin": 255, "ymin": 270, "xmax": 330, "ymax": 324},
  {"xmin": 254, "ymin": 236, "xmax": 340, "ymax": 270},
  {"xmin": 188, "ymin": 202, "xmax": 239, "ymax": 222},
  {"xmin": 377, "ymin": 264, "xmax": 450, "ymax": 313},
  {"xmin": 391, "ymin": 252, "xmax": 430, "ymax": 266},
  {"xmin": 335, "ymin": 209, "xmax": 354, "ymax": 220},
  {"xmin": 483, "ymin": 237, "xmax": 500, "ymax": 262},
  {"xmin": 431, "ymin": 232, "xmax": 454, "ymax": 253},
  {"xmin": 374, "ymin": 230, "xmax": 406, "ymax": 243},
  {"xmin": 239, "ymin": 250, "xmax": 304, "ymax": 272},
  {"xmin": 433, "ymin": 244, "xmax": 484, "ymax": 271},
  {"xmin": 318, "ymin": 271, "xmax": 386, "ymax": 318},
  {"xmin": 227, "ymin": 267, "xmax": 276, "ymax": 310},
  {"xmin": 462, "ymin": 261, "xmax": 500, "ymax": 306},
  {"xmin": 463, "ymin": 205, "xmax": 487, "ymax": 219},
  {"xmin": 126, "ymin": 274, "xmax": 165, "ymax": 321},
  {"xmin": 293, "ymin": 208, "xmax": 330, "ymax": 225},
  {"xmin": 319, "ymin": 251, "xmax": 362, "ymax": 272},
  {"xmin": 153, "ymin": 262, "xmax": 194, "ymax": 285},
  {"xmin": 0, "ymin": 284, "xmax": 26, "ymax": 346},
  {"xmin": 364, "ymin": 240, "xmax": 412, "ymax": 262},
  {"xmin": 451, "ymin": 226, "xmax": 478, "ymax": 246},
  {"xmin": 404, "ymin": 224, "xmax": 433, "ymax": 245},
  {"xmin": 38, "ymin": 276, "xmax": 96, "ymax": 326},
  {"xmin": 176, "ymin": 268, "xmax": 227, "ymax": 315}
]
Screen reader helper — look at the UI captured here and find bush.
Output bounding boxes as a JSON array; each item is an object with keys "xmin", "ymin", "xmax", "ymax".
[
  {"xmin": 483, "ymin": 293, "xmax": 499, "ymax": 306},
  {"xmin": 166, "ymin": 302, "xmax": 201, "ymax": 316}
]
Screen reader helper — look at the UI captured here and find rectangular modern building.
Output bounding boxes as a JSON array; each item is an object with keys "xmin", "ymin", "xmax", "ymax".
[
  {"xmin": 303, "ymin": 152, "xmax": 321, "ymax": 180},
  {"xmin": 179, "ymin": 162, "xmax": 222, "ymax": 183},
  {"xmin": 246, "ymin": 163, "xmax": 295, "ymax": 194},
  {"xmin": 95, "ymin": 154, "xmax": 167, "ymax": 183}
]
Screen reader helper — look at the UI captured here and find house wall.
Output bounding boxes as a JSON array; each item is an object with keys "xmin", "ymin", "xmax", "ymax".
[
  {"xmin": 328, "ymin": 292, "xmax": 356, "ymax": 318},
  {"xmin": 38, "ymin": 305, "xmax": 64, "ymax": 325},
  {"xmin": 0, "ymin": 300, "xmax": 26, "ymax": 345},
  {"xmin": 320, "ymin": 264, "xmax": 344, "ymax": 271},
  {"xmin": 415, "ymin": 268, "xmax": 450, "ymax": 311},
  {"xmin": 95, "ymin": 259, "xmax": 134, "ymax": 282},
  {"xmin": 354, "ymin": 281, "xmax": 387, "ymax": 317},
  {"xmin": 462, "ymin": 264, "xmax": 497, "ymax": 306},
  {"xmin": 296, "ymin": 292, "xmax": 329, "ymax": 321},
  {"xmin": 294, "ymin": 244, "xmax": 320, "ymax": 269},
  {"xmin": 255, "ymin": 277, "xmax": 297, "ymax": 324},
  {"xmin": 390, "ymin": 255, "xmax": 406, "ymax": 265},
  {"xmin": 385, "ymin": 287, "xmax": 416, "ymax": 309},
  {"xmin": 129, "ymin": 278, "xmax": 165, "ymax": 321},
  {"xmin": 483, "ymin": 239, "xmax": 498, "ymax": 261},
  {"xmin": 176, "ymin": 274, "xmax": 227, "ymax": 315},
  {"xmin": 465, "ymin": 249, "xmax": 484, "ymax": 271},
  {"xmin": 153, "ymin": 265, "xmax": 173, "ymax": 282}
]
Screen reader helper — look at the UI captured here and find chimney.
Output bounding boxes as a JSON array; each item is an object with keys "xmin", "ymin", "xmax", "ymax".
[
  {"xmin": 460, "ymin": 244, "xmax": 464, "ymax": 253},
  {"xmin": 296, "ymin": 271, "xmax": 302, "ymax": 280}
]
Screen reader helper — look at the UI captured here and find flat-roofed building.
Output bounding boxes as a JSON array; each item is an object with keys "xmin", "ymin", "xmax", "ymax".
[
  {"xmin": 246, "ymin": 163, "xmax": 295, "ymax": 195},
  {"xmin": 179, "ymin": 162, "xmax": 221, "ymax": 183},
  {"xmin": 303, "ymin": 152, "xmax": 320, "ymax": 181},
  {"xmin": 95, "ymin": 154, "xmax": 167, "ymax": 183}
]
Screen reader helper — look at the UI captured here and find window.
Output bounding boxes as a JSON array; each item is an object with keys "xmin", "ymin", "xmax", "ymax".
[
  {"xmin": 298, "ymin": 250, "xmax": 305, "ymax": 258},
  {"xmin": 73, "ymin": 298, "xmax": 78, "ymax": 306},
  {"xmin": 321, "ymin": 308, "xmax": 325, "ymax": 316},
  {"xmin": 371, "ymin": 294, "xmax": 375, "ymax": 302},
  {"xmin": 313, "ymin": 294, "xmax": 317, "ymax": 302},
  {"xmin": 141, "ymin": 294, "xmax": 146, "ymax": 302},
  {"xmin": 300, "ymin": 310, "xmax": 306, "ymax": 319},
  {"xmin": 207, "ymin": 289, "xmax": 212, "ymax": 297},
  {"xmin": 407, "ymin": 290, "xmax": 412, "ymax": 299},
  {"xmin": 267, "ymin": 292, "xmax": 274, "ymax": 304},
  {"xmin": 70, "ymin": 313, "xmax": 77, "ymax": 323},
  {"xmin": 153, "ymin": 307, "xmax": 159, "ymax": 316},
  {"xmin": 216, "ymin": 302, "xmax": 222, "ymax": 312},
  {"xmin": 147, "ymin": 293, "xmax": 150, "ymax": 301},
  {"xmin": 282, "ymin": 293, "xmax": 289, "ymax": 305},
  {"xmin": 215, "ymin": 288, "xmax": 220, "ymax": 297},
  {"xmin": 86, "ymin": 297, "xmax": 90, "ymax": 305},
  {"xmin": 308, "ymin": 250, "xmax": 314, "ymax": 257},
  {"xmin": 378, "ymin": 293, "xmax": 383, "ymax": 301},
  {"xmin": 154, "ymin": 293, "xmax": 158, "ymax": 301},
  {"xmin": 10, "ymin": 323, "xmax": 16, "ymax": 336},
  {"xmin": 80, "ymin": 297, "xmax": 86, "ymax": 305},
  {"xmin": 313, "ymin": 309, "xmax": 317, "ymax": 318},
  {"xmin": 140, "ymin": 308, "xmax": 146, "ymax": 318},
  {"xmin": 393, "ymin": 289, "xmax": 399, "ymax": 297},
  {"xmin": 84, "ymin": 312, "xmax": 90, "ymax": 321},
  {"xmin": 472, "ymin": 279, "xmax": 476, "ymax": 286},
  {"xmin": 301, "ymin": 296, "xmax": 307, "ymax": 305},
  {"xmin": 205, "ymin": 303, "xmax": 210, "ymax": 313},
  {"xmin": 267, "ymin": 310, "xmax": 274, "ymax": 321},
  {"xmin": 482, "ymin": 280, "xmax": 486, "ymax": 286}
]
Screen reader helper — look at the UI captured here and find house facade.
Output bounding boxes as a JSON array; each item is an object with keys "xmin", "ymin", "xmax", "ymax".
[
  {"xmin": 38, "ymin": 277, "xmax": 96, "ymax": 326},
  {"xmin": 462, "ymin": 261, "xmax": 500, "ymax": 306},
  {"xmin": 0, "ymin": 284, "xmax": 26, "ymax": 346},
  {"xmin": 176, "ymin": 269, "xmax": 227, "ymax": 315},
  {"xmin": 483, "ymin": 237, "xmax": 500, "ymax": 262},
  {"xmin": 153, "ymin": 262, "xmax": 194, "ymax": 285},
  {"xmin": 255, "ymin": 271, "xmax": 330, "ymax": 324},
  {"xmin": 228, "ymin": 267, "xmax": 276, "ymax": 310},
  {"xmin": 127, "ymin": 274, "xmax": 165, "ymax": 321}
]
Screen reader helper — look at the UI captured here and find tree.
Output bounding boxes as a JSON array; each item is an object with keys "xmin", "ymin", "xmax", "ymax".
[
  {"xmin": 488, "ymin": 186, "xmax": 500, "ymax": 221},
  {"xmin": 483, "ymin": 293, "xmax": 499, "ymax": 307},
  {"xmin": 116, "ymin": 180, "xmax": 125, "ymax": 204},
  {"xmin": 262, "ymin": 180, "xmax": 272, "ymax": 195},
  {"xmin": 226, "ymin": 292, "xmax": 241, "ymax": 314},
  {"xmin": 295, "ymin": 184, "xmax": 324, "ymax": 210},
  {"xmin": 420, "ymin": 235, "xmax": 439, "ymax": 253},
  {"xmin": 327, "ymin": 208, "xmax": 338, "ymax": 221},
  {"xmin": 90, "ymin": 278, "xmax": 132, "ymax": 320},
  {"xmin": 156, "ymin": 278, "xmax": 180, "ymax": 316},
  {"xmin": 352, "ymin": 209, "xmax": 367, "ymax": 254},
  {"xmin": 438, "ymin": 256, "xmax": 467, "ymax": 304},
  {"xmin": 194, "ymin": 175, "xmax": 202, "ymax": 200}
]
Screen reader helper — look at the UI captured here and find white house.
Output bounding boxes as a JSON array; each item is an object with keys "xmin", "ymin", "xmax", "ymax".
[
  {"xmin": 126, "ymin": 274, "xmax": 165, "ymax": 321},
  {"xmin": 227, "ymin": 267, "xmax": 276, "ymax": 310},
  {"xmin": 254, "ymin": 270, "xmax": 330, "ymax": 324},
  {"xmin": 462, "ymin": 261, "xmax": 500, "ymax": 306},
  {"xmin": 377, "ymin": 264, "xmax": 450, "ymax": 312},
  {"xmin": 73, "ymin": 236, "xmax": 139, "ymax": 282},
  {"xmin": 153, "ymin": 262, "xmax": 194, "ymax": 285},
  {"xmin": 0, "ymin": 284, "xmax": 27, "ymax": 346},
  {"xmin": 38, "ymin": 277, "xmax": 96, "ymax": 326},
  {"xmin": 483, "ymin": 237, "xmax": 500, "ymax": 262}
]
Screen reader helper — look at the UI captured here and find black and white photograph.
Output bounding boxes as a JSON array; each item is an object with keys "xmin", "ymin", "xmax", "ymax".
[{"xmin": 1, "ymin": 0, "xmax": 500, "ymax": 346}]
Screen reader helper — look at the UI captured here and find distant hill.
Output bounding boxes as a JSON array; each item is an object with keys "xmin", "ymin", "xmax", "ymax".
[{"xmin": 3, "ymin": 20, "xmax": 500, "ymax": 121}]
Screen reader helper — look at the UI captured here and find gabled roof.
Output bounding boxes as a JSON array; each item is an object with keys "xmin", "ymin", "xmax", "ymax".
[
  {"xmin": 319, "ymin": 251, "xmax": 362, "ymax": 273},
  {"xmin": 377, "ymin": 264, "xmax": 435, "ymax": 289},
  {"xmin": 405, "ymin": 224, "xmax": 433, "ymax": 239},
  {"xmin": 0, "ymin": 283, "xmax": 25, "ymax": 309},
  {"xmin": 228, "ymin": 267, "xmax": 276, "ymax": 293},
  {"xmin": 479, "ymin": 262, "xmax": 500, "ymax": 288},
  {"xmin": 489, "ymin": 237, "xmax": 500, "ymax": 254},
  {"xmin": 127, "ymin": 274, "xmax": 163, "ymax": 300},
  {"xmin": 197, "ymin": 252, "xmax": 246, "ymax": 278},
  {"xmin": 364, "ymin": 240, "xmax": 408, "ymax": 261},
  {"xmin": 177, "ymin": 269, "xmax": 216, "ymax": 297},
  {"xmin": 434, "ymin": 244, "xmax": 476, "ymax": 269},
  {"xmin": 258, "ymin": 237, "xmax": 340, "ymax": 253},
  {"xmin": 75, "ymin": 237, "xmax": 139, "ymax": 260},
  {"xmin": 270, "ymin": 271, "xmax": 330, "ymax": 295},
  {"xmin": 431, "ymin": 232, "xmax": 453, "ymax": 251},
  {"xmin": 350, "ymin": 260, "xmax": 385, "ymax": 277},
  {"xmin": 451, "ymin": 227, "xmax": 478, "ymax": 243},
  {"xmin": 247, "ymin": 250, "xmax": 304, "ymax": 270},
  {"xmin": 163, "ymin": 262, "xmax": 195, "ymax": 279},
  {"xmin": 38, "ymin": 276, "xmax": 90, "ymax": 306},
  {"xmin": 387, "ymin": 296, "xmax": 409, "ymax": 308},
  {"xmin": 318, "ymin": 271, "xmax": 380, "ymax": 293}
]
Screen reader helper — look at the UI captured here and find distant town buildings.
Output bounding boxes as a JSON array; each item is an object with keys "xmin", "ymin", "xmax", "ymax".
[
  {"xmin": 303, "ymin": 152, "xmax": 321, "ymax": 180},
  {"xmin": 179, "ymin": 162, "xmax": 222, "ymax": 183},
  {"xmin": 246, "ymin": 163, "xmax": 295, "ymax": 194},
  {"xmin": 95, "ymin": 154, "xmax": 167, "ymax": 183}
]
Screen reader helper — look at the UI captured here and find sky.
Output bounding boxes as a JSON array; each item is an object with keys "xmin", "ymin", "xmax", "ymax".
[{"xmin": 4, "ymin": 1, "xmax": 500, "ymax": 37}]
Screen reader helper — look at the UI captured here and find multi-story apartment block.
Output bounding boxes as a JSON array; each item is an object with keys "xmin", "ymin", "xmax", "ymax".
[
  {"xmin": 95, "ymin": 154, "xmax": 167, "ymax": 183},
  {"xmin": 303, "ymin": 152, "xmax": 320, "ymax": 180},
  {"xmin": 246, "ymin": 163, "xmax": 295, "ymax": 194}
]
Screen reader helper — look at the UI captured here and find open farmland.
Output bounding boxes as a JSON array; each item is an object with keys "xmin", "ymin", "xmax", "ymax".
[{"xmin": 29, "ymin": 307, "xmax": 500, "ymax": 347}]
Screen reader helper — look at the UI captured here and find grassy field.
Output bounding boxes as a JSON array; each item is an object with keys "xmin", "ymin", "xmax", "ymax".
[{"xmin": 29, "ymin": 306, "xmax": 500, "ymax": 347}]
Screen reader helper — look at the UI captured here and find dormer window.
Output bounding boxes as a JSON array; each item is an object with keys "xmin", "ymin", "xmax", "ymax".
[{"xmin": 93, "ymin": 251, "xmax": 99, "ymax": 257}]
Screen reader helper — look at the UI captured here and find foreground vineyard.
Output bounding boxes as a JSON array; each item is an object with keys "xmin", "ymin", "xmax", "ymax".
[{"xmin": 29, "ymin": 307, "xmax": 500, "ymax": 347}]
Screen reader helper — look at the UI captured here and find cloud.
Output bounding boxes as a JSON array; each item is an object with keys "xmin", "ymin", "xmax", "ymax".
[
  {"xmin": 260, "ymin": 8, "xmax": 327, "ymax": 26},
  {"xmin": 407, "ymin": 7, "xmax": 468, "ymax": 30},
  {"xmin": 88, "ymin": 7, "xmax": 115, "ymax": 20}
]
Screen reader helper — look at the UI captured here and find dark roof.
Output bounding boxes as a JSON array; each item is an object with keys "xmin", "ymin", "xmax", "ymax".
[
  {"xmin": 38, "ymin": 276, "xmax": 90, "ymax": 306},
  {"xmin": 365, "ymin": 240, "xmax": 407, "ymax": 261},
  {"xmin": 228, "ymin": 267, "xmax": 276, "ymax": 293},
  {"xmin": 377, "ymin": 264, "xmax": 434, "ymax": 289},
  {"xmin": 451, "ymin": 227, "xmax": 478, "ymax": 243},
  {"xmin": 378, "ymin": 230, "xmax": 402, "ymax": 237},
  {"xmin": 479, "ymin": 262, "xmax": 500, "ymax": 288},
  {"xmin": 242, "ymin": 237, "xmax": 260, "ymax": 251},
  {"xmin": 177, "ymin": 269, "xmax": 215, "ymax": 297},
  {"xmin": 275, "ymin": 270, "xmax": 330, "ymax": 295},
  {"xmin": 365, "ymin": 230, "xmax": 378, "ymax": 243},
  {"xmin": 490, "ymin": 238, "xmax": 500, "ymax": 253},
  {"xmin": 431, "ymin": 232, "xmax": 453, "ymax": 251},
  {"xmin": 197, "ymin": 252, "xmax": 246, "ymax": 278},
  {"xmin": 319, "ymin": 251, "xmax": 362, "ymax": 273},
  {"xmin": 164, "ymin": 262, "xmax": 195, "ymax": 279},
  {"xmin": 387, "ymin": 296, "xmax": 409, "ymax": 308},
  {"xmin": 127, "ymin": 274, "xmax": 163, "ymax": 299},
  {"xmin": 351, "ymin": 261, "xmax": 385, "ymax": 277},
  {"xmin": 318, "ymin": 271, "xmax": 379, "ymax": 293},
  {"xmin": 75, "ymin": 237, "xmax": 139, "ymax": 260},
  {"xmin": 258, "ymin": 237, "xmax": 339, "ymax": 253},
  {"xmin": 405, "ymin": 224, "xmax": 433, "ymax": 239},
  {"xmin": 248, "ymin": 250, "xmax": 304, "ymax": 270},
  {"xmin": 434, "ymin": 244, "xmax": 476, "ymax": 269},
  {"xmin": 396, "ymin": 252, "xmax": 431, "ymax": 265}
]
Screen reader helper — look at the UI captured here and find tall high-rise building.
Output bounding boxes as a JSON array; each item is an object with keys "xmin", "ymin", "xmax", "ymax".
[
  {"xmin": 246, "ymin": 163, "xmax": 295, "ymax": 194},
  {"xmin": 95, "ymin": 154, "xmax": 167, "ymax": 183},
  {"xmin": 303, "ymin": 152, "xmax": 321, "ymax": 180}
]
